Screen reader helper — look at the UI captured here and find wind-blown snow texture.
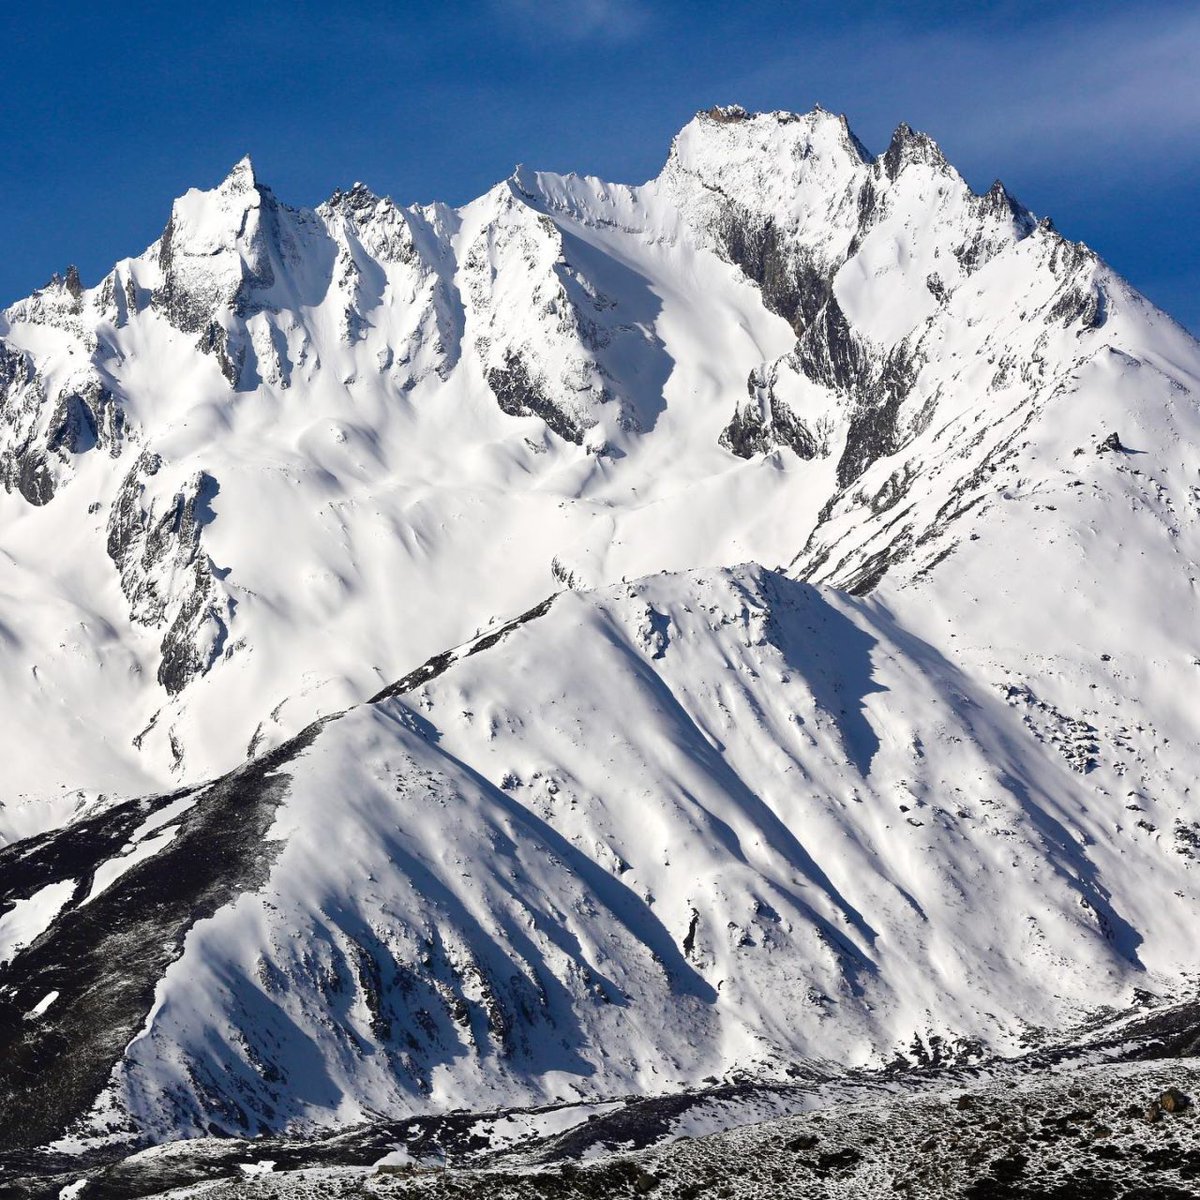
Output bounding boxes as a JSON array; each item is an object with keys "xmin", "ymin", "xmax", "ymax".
[{"xmin": 2, "ymin": 105, "xmax": 1200, "ymax": 1151}]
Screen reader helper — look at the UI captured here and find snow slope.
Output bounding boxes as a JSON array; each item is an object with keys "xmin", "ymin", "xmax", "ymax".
[
  {"xmin": 102, "ymin": 565, "xmax": 1200, "ymax": 1140},
  {"xmin": 2, "ymin": 105, "xmax": 1200, "ymax": 1150},
  {"xmin": 0, "ymin": 105, "xmax": 1053, "ymax": 821},
  {"xmin": 2, "ymin": 562, "xmax": 1198, "ymax": 1145}
]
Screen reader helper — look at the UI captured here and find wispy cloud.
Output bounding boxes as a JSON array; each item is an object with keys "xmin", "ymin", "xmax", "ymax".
[
  {"xmin": 735, "ymin": 2, "xmax": 1200, "ymax": 170},
  {"xmin": 918, "ymin": 8, "xmax": 1200, "ymax": 164},
  {"xmin": 492, "ymin": 0, "xmax": 649, "ymax": 45}
]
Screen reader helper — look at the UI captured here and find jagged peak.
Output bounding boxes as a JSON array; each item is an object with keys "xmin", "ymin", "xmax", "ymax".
[
  {"xmin": 169, "ymin": 155, "xmax": 268, "ymax": 221},
  {"xmin": 835, "ymin": 111, "xmax": 873, "ymax": 166},
  {"xmin": 880, "ymin": 122, "xmax": 950, "ymax": 181},
  {"xmin": 159, "ymin": 155, "xmax": 274, "ymax": 269},
  {"xmin": 695, "ymin": 103, "xmax": 845, "ymax": 129},
  {"xmin": 701, "ymin": 103, "xmax": 750, "ymax": 124},
  {"xmin": 983, "ymin": 178, "xmax": 1012, "ymax": 205},
  {"xmin": 324, "ymin": 180, "xmax": 386, "ymax": 217},
  {"xmin": 978, "ymin": 178, "xmax": 1035, "ymax": 232},
  {"xmin": 665, "ymin": 103, "xmax": 872, "ymax": 194},
  {"xmin": 220, "ymin": 154, "xmax": 258, "ymax": 195},
  {"xmin": 39, "ymin": 264, "xmax": 84, "ymax": 299},
  {"xmin": 685, "ymin": 102, "xmax": 871, "ymax": 165}
]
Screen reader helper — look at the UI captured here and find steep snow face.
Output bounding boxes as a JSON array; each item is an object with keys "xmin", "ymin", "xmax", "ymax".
[
  {"xmin": 10, "ymin": 565, "xmax": 1193, "ymax": 1144},
  {"xmin": 457, "ymin": 179, "xmax": 665, "ymax": 445},
  {"xmin": 659, "ymin": 105, "xmax": 871, "ymax": 264}
]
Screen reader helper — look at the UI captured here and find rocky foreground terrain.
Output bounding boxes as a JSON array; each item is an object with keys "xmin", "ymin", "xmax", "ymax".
[{"xmin": 3, "ymin": 998, "xmax": 1197, "ymax": 1198}]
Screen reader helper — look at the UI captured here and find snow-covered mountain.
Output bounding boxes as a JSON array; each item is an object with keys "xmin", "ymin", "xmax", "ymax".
[{"xmin": 2, "ymin": 105, "xmax": 1200, "ymax": 1154}]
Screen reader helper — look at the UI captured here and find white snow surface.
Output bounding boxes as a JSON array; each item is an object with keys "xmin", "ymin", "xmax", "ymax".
[
  {"xmin": 105, "ymin": 565, "xmax": 1200, "ymax": 1137},
  {"xmin": 0, "ymin": 878, "xmax": 75, "ymax": 965},
  {"xmin": 2, "ymin": 105, "xmax": 1200, "ymax": 1142}
]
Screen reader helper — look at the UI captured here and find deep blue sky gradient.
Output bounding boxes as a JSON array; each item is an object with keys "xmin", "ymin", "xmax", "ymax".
[{"xmin": 3, "ymin": 1, "xmax": 1197, "ymax": 332}]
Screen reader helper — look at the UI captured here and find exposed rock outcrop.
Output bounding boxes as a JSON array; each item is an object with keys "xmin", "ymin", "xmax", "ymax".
[{"xmin": 107, "ymin": 456, "xmax": 235, "ymax": 694}]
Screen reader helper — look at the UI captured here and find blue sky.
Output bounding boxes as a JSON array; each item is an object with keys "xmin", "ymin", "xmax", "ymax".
[{"xmin": 3, "ymin": 0, "xmax": 1197, "ymax": 332}]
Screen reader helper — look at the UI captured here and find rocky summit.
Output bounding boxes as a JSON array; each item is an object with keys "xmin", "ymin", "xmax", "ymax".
[{"xmin": 1, "ymin": 107, "xmax": 1199, "ymax": 1196}]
